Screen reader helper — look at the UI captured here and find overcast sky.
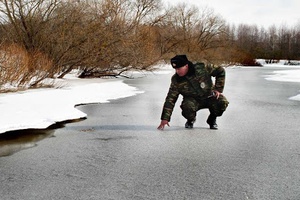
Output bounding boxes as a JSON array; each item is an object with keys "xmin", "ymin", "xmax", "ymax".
[{"xmin": 164, "ymin": 0, "xmax": 300, "ymax": 28}]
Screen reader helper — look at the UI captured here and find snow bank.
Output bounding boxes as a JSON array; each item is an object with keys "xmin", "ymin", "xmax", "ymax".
[{"xmin": 0, "ymin": 77, "xmax": 143, "ymax": 134}]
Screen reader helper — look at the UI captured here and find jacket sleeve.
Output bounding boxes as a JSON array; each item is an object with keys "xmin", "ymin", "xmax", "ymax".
[
  {"xmin": 207, "ymin": 64, "xmax": 226, "ymax": 93},
  {"xmin": 160, "ymin": 76, "xmax": 180, "ymax": 121}
]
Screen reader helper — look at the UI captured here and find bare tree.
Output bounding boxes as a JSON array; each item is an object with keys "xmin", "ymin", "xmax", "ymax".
[
  {"xmin": 151, "ymin": 3, "xmax": 199, "ymax": 58},
  {"xmin": 193, "ymin": 7, "xmax": 227, "ymax": 53},
  {"xmin": 78, "ymin": 0, "xmax": 164, "ymax": 78},
  {"xmin": 0, "ymin": 0, "xmax": 59, "ymax": 50},
  {"xmin": 39, "ymin": 1, "xmax": 106, "ymax": 77}
]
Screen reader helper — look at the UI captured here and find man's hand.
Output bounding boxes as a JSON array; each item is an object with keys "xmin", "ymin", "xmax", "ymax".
[
  {"xmin": 213, "ymin": 90, "xmax": 222, "ymax": 99},
  {"xmin": 157, "ymin": 120, "xmax": 170, "ymax": 130}
]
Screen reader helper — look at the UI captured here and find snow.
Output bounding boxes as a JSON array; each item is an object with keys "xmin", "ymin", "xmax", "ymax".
[
  {"xmin": 0, "ymin": 62, "xmax": 299, "ymax": 134},
  {"xmin": 0, "ymin": 70, "xmax": 146, "ymax": 134},
  {"xmin": 263, "ymin": 63, "xmax": 300, "ymax": 102}
]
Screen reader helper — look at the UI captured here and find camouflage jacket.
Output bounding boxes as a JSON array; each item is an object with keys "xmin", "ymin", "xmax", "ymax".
[{"xmin": 161, "ymin": 62, "xmax": 226, "ymax": 121}]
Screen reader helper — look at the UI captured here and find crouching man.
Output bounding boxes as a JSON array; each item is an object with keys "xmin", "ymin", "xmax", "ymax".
[{"xmin": 157, "ymin": 55, "xmax": 229, "ymax": 130}]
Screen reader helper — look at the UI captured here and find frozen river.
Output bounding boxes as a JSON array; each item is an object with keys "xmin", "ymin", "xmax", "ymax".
[{"xmin": 1, "ymin": 66, "xmax": 300, "ymax": 199}]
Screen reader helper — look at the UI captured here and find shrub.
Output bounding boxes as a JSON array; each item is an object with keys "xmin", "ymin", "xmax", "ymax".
[{"xmin": 0, "ymin": 44, "xmax": 53, "ymax": 92}]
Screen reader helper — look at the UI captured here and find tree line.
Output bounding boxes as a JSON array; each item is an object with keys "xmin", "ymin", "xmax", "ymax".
[
  {"xmin": 229, "ymin": 23, "xmax": 300, "ymax": 65},
  {"xmin": 0, "ymin": 0, "xmax": 299, "ymax": 91}
]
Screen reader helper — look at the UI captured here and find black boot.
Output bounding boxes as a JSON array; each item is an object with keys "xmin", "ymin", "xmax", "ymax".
[
  {"xmin": 206, "ymin": 114, "xmax": 218, "ymax": 130},
  {"xmin": 185, "ymin": 119, "xmax": 195, "ymax": 129}
]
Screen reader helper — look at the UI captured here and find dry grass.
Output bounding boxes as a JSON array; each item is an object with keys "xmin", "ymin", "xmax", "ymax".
[{"xmin": 0, "ymin": 44, "xmax": 54, "ymax": 92}]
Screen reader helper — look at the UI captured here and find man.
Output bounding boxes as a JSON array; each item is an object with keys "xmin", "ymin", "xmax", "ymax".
[{"xmin": 157, "ymin": 55, "xmax": 229, "ymax": 130}]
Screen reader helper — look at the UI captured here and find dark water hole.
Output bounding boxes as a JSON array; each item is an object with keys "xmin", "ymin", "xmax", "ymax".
[{"xmin": 0, "ymin": 119, "xmax": 84, "ymax": 157}]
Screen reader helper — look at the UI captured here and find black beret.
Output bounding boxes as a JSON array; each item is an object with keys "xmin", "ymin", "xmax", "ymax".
[{"xmin": 170, "ymin": 55, "xmax": 189, "ymax": 68}]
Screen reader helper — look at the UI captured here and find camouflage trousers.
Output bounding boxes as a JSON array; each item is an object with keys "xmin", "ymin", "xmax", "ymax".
[{"xmin": 180, "ymin": 95, "xmax": 229, "ymax": 121}]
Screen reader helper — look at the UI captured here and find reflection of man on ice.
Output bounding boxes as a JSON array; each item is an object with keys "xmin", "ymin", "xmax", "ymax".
[{"xmin": 157, "ymin": 55, "xmax": 229, "ymax": 130}]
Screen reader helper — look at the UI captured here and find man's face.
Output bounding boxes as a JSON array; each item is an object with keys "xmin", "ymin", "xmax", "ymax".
[{"xmin": 175, "ymin": 64, "xmax": 189, "ymax": 77}]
